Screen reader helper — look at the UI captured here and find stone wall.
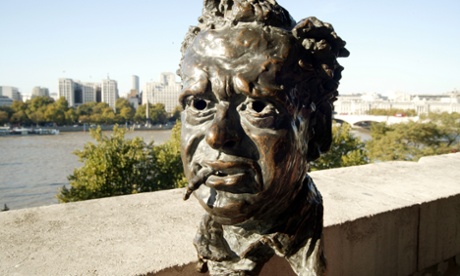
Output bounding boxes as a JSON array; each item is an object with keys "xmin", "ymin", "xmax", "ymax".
[{"xmin": 1, "ymin": 153, "xmax": 459, "ymax": 275}]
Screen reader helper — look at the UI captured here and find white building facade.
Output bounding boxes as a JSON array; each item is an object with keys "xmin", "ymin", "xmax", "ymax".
[
  {"xmin": 31, "ymin": 86, "xmax": 50, "ymax": 98},
  {"xmin": 59, "ymin": 79, "xmax": 77, "ymax": 106},
  {"xmin": 102, "ymin": 79, "xmax": 119, "ymax": 110},
  {"xmin": 334, "ymin": 92, "xmax": 460, "ymax": 115},
  {"xmin": 0, "ymin": 86, "xmax": 22, "ymax": 101},
  {"xmin": 59, "ymin": 78, "xmax": 108, "ymax": 108},
  {"xmin": 143, "ymin": 72, "xmax": 181, "ymax": 113}
]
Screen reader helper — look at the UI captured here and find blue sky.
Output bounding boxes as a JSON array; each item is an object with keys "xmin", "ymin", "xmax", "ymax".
[{"xmin": 1, "ymin": 0, "xmax": 459, "ymax": 97}]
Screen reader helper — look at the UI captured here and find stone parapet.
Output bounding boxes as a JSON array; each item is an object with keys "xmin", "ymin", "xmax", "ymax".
[{"xmin": 1, "ymin": 153, "xmax": 459, "ymax": 275}]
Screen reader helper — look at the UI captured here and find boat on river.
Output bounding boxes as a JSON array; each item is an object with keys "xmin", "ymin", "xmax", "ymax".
[{"xmin": 0, "ymin": 127, "xmax": 59, "ymax": 136}]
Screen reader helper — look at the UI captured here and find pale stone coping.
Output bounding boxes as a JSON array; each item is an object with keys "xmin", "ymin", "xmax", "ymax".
[{"xmin": 0, "ymin": 153, "xmax": 459, "ymax": 276}]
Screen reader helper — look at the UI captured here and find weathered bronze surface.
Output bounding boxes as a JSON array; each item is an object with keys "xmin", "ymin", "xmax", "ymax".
[{"xmin": 179, "ymin": 1, "xmax": 348, "ymax": 275}]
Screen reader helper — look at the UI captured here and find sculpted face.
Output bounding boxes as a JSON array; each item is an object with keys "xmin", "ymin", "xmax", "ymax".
[{"xmin": 180, "ymin": 26, "xmax": 312, "ymax": 225}]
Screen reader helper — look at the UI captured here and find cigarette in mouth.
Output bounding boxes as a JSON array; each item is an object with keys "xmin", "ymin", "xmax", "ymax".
[{"xmin": 183, "ymin": 167, "xmax": 213, "ymax": 201}]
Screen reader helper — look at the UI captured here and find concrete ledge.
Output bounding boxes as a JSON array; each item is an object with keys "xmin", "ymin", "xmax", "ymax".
[{"xmin": 1, "ymin": 153, "xmax": 460, "ymax": 275}]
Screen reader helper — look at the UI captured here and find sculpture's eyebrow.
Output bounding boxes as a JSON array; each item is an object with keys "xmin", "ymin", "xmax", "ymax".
[{"xmin": 179, "ymin": 78, "xmax": 210, "ymax": 103}]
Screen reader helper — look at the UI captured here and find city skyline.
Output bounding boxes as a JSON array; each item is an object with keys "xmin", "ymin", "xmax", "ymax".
[{"xmin": 1, "ymin": 1, "xmax": 459, "ymax": 97}]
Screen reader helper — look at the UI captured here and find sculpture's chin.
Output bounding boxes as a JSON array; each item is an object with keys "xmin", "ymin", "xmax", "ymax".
[{"xmin": 194, "ymin": 186, "xmax": 259, "ymax": 225}]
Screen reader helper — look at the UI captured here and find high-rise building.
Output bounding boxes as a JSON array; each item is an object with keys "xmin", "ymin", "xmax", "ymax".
[
  {"xmin": 59, "ymin": 79, "xmax": 77, "ymax": 106},
  {"xmin": 132, "ymin": 75, "xmax": 139, "ymax": 93},
  {"xmin": 31, "ymin": 87, "xmax": 50, "ymax": 98},
  {"xmin": 59, "ymin": 78, "xmax": 103, "ymax": 107},
  {"xmin": 0, "ymin": 86, "xmax": 22, "ymax": 101},
  {"xmin": 82, "ymin": 83, "xmax": 101, "ymax": 104},
  {"xmin": 143, "ymin": 72, "xmax": 181, "ymax": 113},
  {"xmin": 128, "ymin": 75, "xmax": 140, "ymax": 110},
  {"xmin": 102, "ymin": 78, "xmax": 119, "ymax": 110}
]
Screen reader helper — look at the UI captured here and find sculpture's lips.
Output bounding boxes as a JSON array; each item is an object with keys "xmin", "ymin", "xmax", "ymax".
[{"xmin": 202, "ymin": 160, "xmax": 261, "ymax": 194}]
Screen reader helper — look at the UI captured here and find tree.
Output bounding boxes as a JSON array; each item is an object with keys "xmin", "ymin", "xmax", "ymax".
[
  {"xmin": 151, "ymin": 122, "xmax": 187, "ymax": 189},
  {"xmin": 134, "ymin": 103, "xmax": 168, "ymax": 124},
  {"xmin": 10, "ymin": 110, "xmax": 30, "ymax": 125},
  {"xmin": 170, "ymin": 105, "xmax": 183, "ymax": 122},
  {"xmin": 57, "ymin": 123, "xmax": 186, "ymax": 202},
  {"xmin": 365, "ymin": 117, "xmax": 458, "ymax": 162},
  {"xmin": 115, "ymin": 98, "xmax": 135, "ymax": 123},
  {"xmin": 422, "ymin": 112, "xmax": 460, "ymax": 148},
  {"xmin": 0, "ymin": 110, "xmax": 9, "ymax": 125},
  {"xmin": 26, "ymin": 96, "xmax": 55, "ymax": 126},
  {"xmin": 310, "ymin": 123, "xmax": 369, "ymax": 170},
  {"xmin": 150, "ymin": 103, "xmax": 168, "ymax": 124},
  {"xmin": 10, "ymin": 101, "xmax": 30, "ymax": 125},
  {"xmin": 65, "ymin": 108, "xmax": 78, "ymax": 125}
]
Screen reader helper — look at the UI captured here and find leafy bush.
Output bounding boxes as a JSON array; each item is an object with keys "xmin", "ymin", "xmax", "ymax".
[
  {"xmin": 367, "ymin": 112, "xmax": 460, "ymax": 162},
  {"xmin": 310, "ymin": 123, "xmax": 369, "ymax": 170},
  {"xmin": 57, "ymin": 123, "xmax": 185, "ymax": 203}
]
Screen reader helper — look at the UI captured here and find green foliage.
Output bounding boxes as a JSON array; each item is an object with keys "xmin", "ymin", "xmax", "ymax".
[
  {"xmin": 366, "ymin": 113, "xmax": 460, "ymax": 162},
  {"xmin": 367, "ymin": 108, "xmax": 417, "ymax": 116},
  {"xmin": 26, "ymin": 96, "xmax": 55, "ymax": 126},
  {"xmin": 134, "ymin": 103, "xmax": 168, "ymax": 124},
  {"xmin": 116, "ymin": 98, "xmax": 135, "ymax": 123},
  {"xmin": 422, "ymin": 112, "xmax": 460, "ymax": 148},
  {"xmin": 0, "ymin": 110, "xmax": 9, "ymax": 125},
  {"xmin": 170, "ymin": 105, "xmax": 183, "ymax": 122},
  {"xmin": 310, "ymin": 123, "xmax": 369, "ymax": 170},
  {"xmin": 151, "ymin": 122, "xmax": 187, "ymax": 188},
  {"xmin": 57, "ymin": 122, "xmax": 186, "ymax": 203}
]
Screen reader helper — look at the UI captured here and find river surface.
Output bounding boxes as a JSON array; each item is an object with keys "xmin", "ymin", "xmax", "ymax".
[{"xmin": 0, "ymin": 130, "xmax": 172, "ymax": 210}]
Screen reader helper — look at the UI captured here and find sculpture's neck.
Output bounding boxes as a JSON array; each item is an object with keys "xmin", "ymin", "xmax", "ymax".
[{"xmin": 225, "ymin": 175, "xmax": 323, "ymax": 256}]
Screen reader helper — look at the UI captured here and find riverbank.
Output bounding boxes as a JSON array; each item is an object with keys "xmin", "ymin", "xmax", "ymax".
[
  {"xmin": 0, "ymin": 129, "xmax": 173, "ymax": 211},
  {"xmin": 0, "ymin": 123, "xmax": 175, "ymax": 135},
  {"xmin": 56, "ymin": 123, "xmax": 174, "ymax": 132}
]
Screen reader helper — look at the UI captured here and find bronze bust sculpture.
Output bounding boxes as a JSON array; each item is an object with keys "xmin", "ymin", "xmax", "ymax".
[{"xmin": 179, "ymin": 1, "xmax": 348, "ymax": 275}]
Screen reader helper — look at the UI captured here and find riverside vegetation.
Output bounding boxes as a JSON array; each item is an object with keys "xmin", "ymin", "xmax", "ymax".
[
  {"xmin": 57, "ymin": 123, "xmax": 186, "ymax": 203},
  {"xmin": 50, "ymin": 111, "xmax": 460, "ymax": 203},
  {"xmin": 0, "ymin": 96, "xmax": 182, "ymax": 126}
]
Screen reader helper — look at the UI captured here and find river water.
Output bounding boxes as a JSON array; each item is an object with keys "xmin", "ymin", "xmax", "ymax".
[{"xmin": 0, "ymin": 130, "xmax": 172, "ymax": 210}]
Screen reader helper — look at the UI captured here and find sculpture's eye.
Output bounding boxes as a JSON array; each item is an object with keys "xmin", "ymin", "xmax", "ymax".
[
  {"xmin": 247, "ymin": 99, "xmax": 277, "ymax": 117},
  {"xmin": 184, "ymin": 96, "xmax": 216, "ymax": 125},
  {"xmin": 185, "ymin": 97, "xmax": 213, "ymax": 112},
  {"xmin": 239, "ymin": 98, "xmax": 280, "ymax": 128},
  {"xmin": 192, "ymin": 99, "xmax": 208, "ymax": 111},
  {"xmin": 251, "ymin": 100, "xmax": 266, "ymax": 113}
]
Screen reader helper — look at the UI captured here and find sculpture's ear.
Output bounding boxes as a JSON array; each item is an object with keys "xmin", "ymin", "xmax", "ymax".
[{"xmin": 306, "ymin": 101, "xmax": 333, "ymax": 161}]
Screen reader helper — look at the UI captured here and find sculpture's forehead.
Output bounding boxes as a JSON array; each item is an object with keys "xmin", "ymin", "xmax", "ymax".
[
  {"xmin": 181, "ymin": 26, "xmax": 297, "ymax": 100},
  {"xmin": 192, "ymin": 26, "xmax": 291, "ymax": 59}
]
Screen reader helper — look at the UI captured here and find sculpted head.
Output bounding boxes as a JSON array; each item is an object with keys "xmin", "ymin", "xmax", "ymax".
[{"xmin": 179, "ymin": 0, "xmax": 348, "ymax": 226}]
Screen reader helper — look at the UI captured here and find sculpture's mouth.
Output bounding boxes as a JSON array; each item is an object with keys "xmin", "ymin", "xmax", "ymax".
[
  {"xmin": 203, "ymin": 160, "xmax": 261, "ymax": 194},
  {"xmin": 183, "ymin": 158, "xmax": 262, "ymax": 201}
]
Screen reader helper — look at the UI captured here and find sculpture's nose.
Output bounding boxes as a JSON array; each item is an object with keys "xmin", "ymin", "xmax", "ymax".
[{"xmin": 205, "ymin": 103, "xmax": 241, "ymax": 150}]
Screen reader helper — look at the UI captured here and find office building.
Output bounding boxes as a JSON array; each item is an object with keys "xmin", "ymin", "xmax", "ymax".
[
  {"xmin": 334, "ymin": 91, "xmax": 460, "ymax": 115},
  {"xmin": 31, "ymin": 87, "xmax": 50, "ymax": 98},
  {"xmin": 132, "ymin": 75, "xmax": 139, "ymax": 94},
  {"xmin": 143, "ymin": 72, "xmax": 181, "ymax": 113},
  {"xmin": 58, "ymin": 79, "xmax": 102, "ymax": 107},
  {"xmin": 102, "ymin": 78, "xmax": 119, "ymax": 110},
  {"xmin": 0, "ymin": 86, "xmax": 22, "ymax": 101},
  {"xmin": 59, "ymin": 79, "xmax": 77, "ymax": 106}
]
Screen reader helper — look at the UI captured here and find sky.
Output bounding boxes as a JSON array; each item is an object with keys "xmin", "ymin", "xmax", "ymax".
[{"xmin": 1, "ymin": 0, "xmax": 459, "ymax": 98}]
